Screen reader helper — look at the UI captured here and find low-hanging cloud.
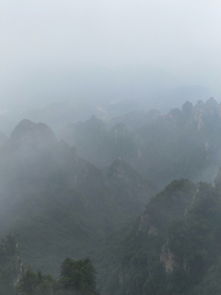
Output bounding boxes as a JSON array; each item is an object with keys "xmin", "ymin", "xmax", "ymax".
[{"xmin": 0, "ymin": 0, "xmax": 221, "ymax": 115}]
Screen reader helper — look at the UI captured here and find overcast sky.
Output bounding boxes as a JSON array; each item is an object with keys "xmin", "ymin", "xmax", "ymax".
[{"xmin": 0, "ymin": 0, "xmax": 221, "ymax": 113}]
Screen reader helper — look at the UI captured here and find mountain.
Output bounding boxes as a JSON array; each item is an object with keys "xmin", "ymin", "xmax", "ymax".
[
  {"xmin": 64, "ymin": 98, "xmax": 221, "ymax": 188},
  {"xmin": 0, "ymin": 119, "xmax": 152, "ymax": 275},
  {"xmin": 2, "ymin": 99, "xmax": 221, "ymax": 294},
  {"xmin": 63, "ymin": 116, "xmax": 137, "ymax": 168},
  {"xmin": 100, "ymin": 175, "xmax": 221, "ymax": 295}
]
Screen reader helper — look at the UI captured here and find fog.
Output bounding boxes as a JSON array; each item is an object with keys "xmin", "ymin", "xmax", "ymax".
[
  {"xmin": 2, "ymin": 1, "xmax": 221, "ymax": 294},
  {"xmin": 1, "ymin": 0, "xmax": 221, "ymax": 131}
]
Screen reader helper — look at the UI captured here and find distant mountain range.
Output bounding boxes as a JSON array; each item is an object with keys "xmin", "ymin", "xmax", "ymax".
[
  {"xmin": 0, "ymin": 119, "xmax": 152, "ymax": 274},
  {"xmin": 63, "ymin": 98, "xmax": 221, "ymax": 188},
  {"xmin": 1, "ymin": 99, "xmax": 221, "ymax": 295}
]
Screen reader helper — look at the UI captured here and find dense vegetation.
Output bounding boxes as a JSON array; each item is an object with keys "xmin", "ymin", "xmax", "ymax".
[
  {"xmin": 100, "ymin": 178, "xmax": 221, "ymax": 295},
  {"xmin": 0, "ymin": 235, "xmax": 98, "ymax": 295},
  {"xmin": 17, "ymin": 258, "xmax": 97, "ymax": 295},
  {"xmin": 1, "ymin": 99, "xmax": 221, "ymax": 294}
]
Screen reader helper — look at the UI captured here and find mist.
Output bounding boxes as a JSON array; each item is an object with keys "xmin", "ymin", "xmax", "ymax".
[
  {"xmin": 1, "ymin": 0, "xmax": 221, "ymax": 131},
  {"xmin": 2, "ymin": 1, "xmax": 221, "ymax": 295}
]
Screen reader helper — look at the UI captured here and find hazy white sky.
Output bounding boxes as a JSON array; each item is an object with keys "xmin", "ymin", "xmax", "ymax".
[{"xmin": 1, "ymin": 0, "xmax": 221, "ymax": 110}]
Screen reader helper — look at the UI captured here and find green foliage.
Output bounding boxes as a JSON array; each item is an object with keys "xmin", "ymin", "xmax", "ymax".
[
  {"xmin": 16, "ymin": 258, "xmax": 98, "ymax": 295},
  {"xmin": 60, "ymin": 258, "xmax": 97, "ymax": 294},
  {"xmin": 17, "ymin": 268, "xmax": 54, "ymax": 295},
  {"xmin": 101, "ymin": 176, "xmax": 221, "ymax": 295}
]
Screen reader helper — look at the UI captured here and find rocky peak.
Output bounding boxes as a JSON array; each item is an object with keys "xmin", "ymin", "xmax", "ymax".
[{"xmin": 10, "ymin": 119, "xmax": 57, "ymax": 149}]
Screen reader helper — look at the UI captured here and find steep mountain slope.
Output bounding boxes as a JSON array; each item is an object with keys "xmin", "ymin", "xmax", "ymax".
[
  {"xmin": 0, "ymin": 119, "xmax": 152, "ymax": 274},
  {"xmin": 136, "ymin": 98, "xmax": 221, "ymax": 186},
  {"xmin": 63, "ymin": 116, "xmax": 137, "ymax": 167},
  {"xmin": 64, "ymin": 98, "xmax": 221, "ymax": 188},
  {"xmin": 102, "ymin": 176, "xmax": 221, "ymax": 295}
]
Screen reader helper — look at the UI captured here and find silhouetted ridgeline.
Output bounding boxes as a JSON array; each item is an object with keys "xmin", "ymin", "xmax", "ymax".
[
  {"xmin": 0, "ymin": 118, "xmax": 152, "ymax": 275},
  {"xmin": 99, "ymin": 175, "xmax": 221, "ymax": 295},
  {"xmin": 64, "ymin": 98, "xmax": 221, "ymax": 187},
  {"xmin": 1, "ymin": 99, "xmax": 221, "ymax": 294}
]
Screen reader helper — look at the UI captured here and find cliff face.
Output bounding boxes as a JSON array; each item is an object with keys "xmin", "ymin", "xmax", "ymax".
[{"xmin": 101, "ymin": 177, "xmax": 221, "ymax": 295}]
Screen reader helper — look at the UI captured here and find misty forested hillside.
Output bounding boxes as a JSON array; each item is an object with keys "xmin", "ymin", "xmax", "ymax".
[
  {"xmin": 64, "ymin": 98, "xmax": 221, "ymax": 187},
  {"xmin": 2, "ymin": 0, "xmax": 221, "ymax": 293},
  {"xmin": 100, "ymin": 176, "xmax": 221, "ymax": 295},
  {"xmin": 1, "ymin": 99, "xmax": 221, "ymax": 295},
  {"xmin": 0, "ymin": 119, "xmax": 152, "ymax": 275}
]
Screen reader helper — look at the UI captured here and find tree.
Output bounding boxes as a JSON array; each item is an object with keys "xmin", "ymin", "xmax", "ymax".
[
  {"xmin": 17, "ymin": 268, "xmax": 54, "ymax": 295},
  {"xmin": 60, "ymin": 258, "xmax": 97, "ymax": 294}
]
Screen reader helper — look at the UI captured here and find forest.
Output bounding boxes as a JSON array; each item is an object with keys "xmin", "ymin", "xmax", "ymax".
[{"xmin": 0, "ymin": 99, "xmax": 221, "ymax": 294}]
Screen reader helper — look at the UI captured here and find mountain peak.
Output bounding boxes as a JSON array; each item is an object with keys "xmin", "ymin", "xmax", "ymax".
[{"xmin": 10, "ymin": 119, "xmax": 57, "ymax": 147}]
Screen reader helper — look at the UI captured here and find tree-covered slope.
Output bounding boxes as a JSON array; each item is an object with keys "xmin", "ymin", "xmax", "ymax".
[
  {"xmin": 101, "ymin": 177, "xmax": 221, "ymax": 295},
  {"xmin": 64, "ymin": 99, "xmax": 221, "ymax": 187},
  {"xmin": 0, "ymin": 119, "xmax": 152, "ymax": 275}
]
